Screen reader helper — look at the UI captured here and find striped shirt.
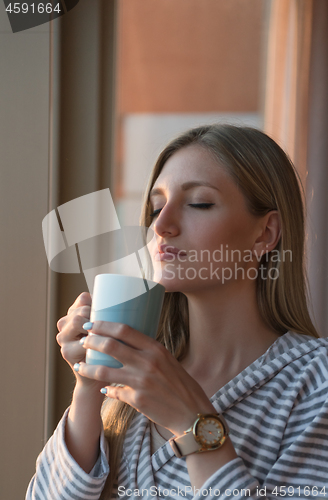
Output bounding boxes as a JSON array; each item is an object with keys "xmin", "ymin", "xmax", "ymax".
[{"xmin": 26, "ymin": 331, "xmax": 328, "ymax": 499}]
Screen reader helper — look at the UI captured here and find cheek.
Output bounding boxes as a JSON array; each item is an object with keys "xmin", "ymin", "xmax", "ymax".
[
  {"xmin": 196, "ymin": 219, "xmax": 235, "ymax": 251},
  {"xmin": 209, "ymin": 213, "xmax": 254, "ymax": 250}
]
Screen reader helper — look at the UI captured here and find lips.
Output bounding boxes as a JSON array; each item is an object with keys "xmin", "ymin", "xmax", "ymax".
[
  {"xmin": 158, "ymin": 244, "xmax": 187, "ymax": 256},
  {"xmin": 155, "ymin": 244, "xmax": 187, "ymax": 262}
]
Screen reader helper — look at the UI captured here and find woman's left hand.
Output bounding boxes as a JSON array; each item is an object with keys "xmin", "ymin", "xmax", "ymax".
[{"xmin": 76, "ymin": 321, "xmax": 216, "ymax": 436}]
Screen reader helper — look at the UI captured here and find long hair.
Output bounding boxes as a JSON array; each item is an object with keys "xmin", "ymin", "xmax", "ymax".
[{"xmin": 100, "ymin": 124, "xmax": 319, "ymax": 498}]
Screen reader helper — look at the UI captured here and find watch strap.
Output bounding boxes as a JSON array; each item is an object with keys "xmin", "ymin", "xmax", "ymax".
[{"xmin": 169, "ymin": 427, "xmax": 201, "ymax": 458}]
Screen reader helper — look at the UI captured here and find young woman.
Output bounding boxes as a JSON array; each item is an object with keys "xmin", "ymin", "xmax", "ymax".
[{"xmin": 26, "ymin": 125, "xmax": 328, "ymax": 500}]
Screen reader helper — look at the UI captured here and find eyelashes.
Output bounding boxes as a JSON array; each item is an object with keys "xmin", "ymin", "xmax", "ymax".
[
  {"xmin": 149, "ymin": 203, "xmax": 215, "ymax": 218},
  {"xmin": 149, "ymin": 209, "xmax": 161, "ymax": 218}
]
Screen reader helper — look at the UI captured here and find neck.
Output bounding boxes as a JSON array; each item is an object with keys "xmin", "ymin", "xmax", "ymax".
[{"xmin": 180, "ymin": 279, "xmax": 280, "ymax": 392}]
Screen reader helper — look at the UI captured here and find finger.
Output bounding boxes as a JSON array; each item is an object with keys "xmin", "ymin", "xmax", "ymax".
[
  {"xmin": 74, "ymin": 361, "xmax": 130, "ymax": 386},
  {"xmin": 73, "ymin": 305, "xmax": 91, "ymax": 320},
  {"xmin": 67, "ymin": 292, "xmax": 92, "ymax": 315},
  {"xmin": 89, "ymin": 321, "xmax": 157, "ymax": 351},
  {"xmin": 57, "ymin": 305, "xmax": 90, "ymax": 332},
  {"xmin": 81, "ymin": 333, "xmax": 139, "ymax": 366},
  {"xmin": 56, "ymin": 314, "xmax": 90, "ymax": 344},
  {"xmin": 60, "ymin": 340, "xmax": 86, "ymax": 365},
  {"xmin": 100, "ymin": 384, "xmax": 152, "ymax": 417},
  {"xmin": 101, "ymin": 384, "xmax": 133, "ymax": 404},
  {"xmin": 57, "ymin": 316, "xmax": 67, "ymax": 331}
]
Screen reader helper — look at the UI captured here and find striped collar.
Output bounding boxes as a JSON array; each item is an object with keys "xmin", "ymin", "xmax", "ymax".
[{"xmin": 210, "ymin": 331, "xmax": 327, "ymax": 412}]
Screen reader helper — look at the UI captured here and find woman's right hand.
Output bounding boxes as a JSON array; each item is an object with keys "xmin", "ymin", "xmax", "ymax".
[{"xmin": 56, "ymin": 292, "xmax": 103, "ymax": 392}]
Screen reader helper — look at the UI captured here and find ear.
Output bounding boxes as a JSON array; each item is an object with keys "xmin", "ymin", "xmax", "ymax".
[{"xmin": 252, "ymin": 210, "xmax": 281, "ymax": 260}]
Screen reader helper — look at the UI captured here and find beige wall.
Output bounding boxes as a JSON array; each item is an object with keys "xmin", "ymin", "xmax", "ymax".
[
  {"xmin": 118, "ymin": 0, "xmax": 264, "ymax": 113},
  {"xmin": 0, "ymin": 8, "xmax": 53, "ymax": 498}
]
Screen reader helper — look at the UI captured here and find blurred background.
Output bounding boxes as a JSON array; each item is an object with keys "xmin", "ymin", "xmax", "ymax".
[{"xmin": 0, "ymin": 0, "xmax": 327, "ymax": 497}]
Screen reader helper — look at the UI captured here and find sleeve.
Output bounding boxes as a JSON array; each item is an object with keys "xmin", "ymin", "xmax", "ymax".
[
  {"xmin": 192, "ymin": 377, "xmax": 328, "ymax": 499},
  {"xmin": 25, "ymin": 408, "xmax": 110, "ymax": 500}
]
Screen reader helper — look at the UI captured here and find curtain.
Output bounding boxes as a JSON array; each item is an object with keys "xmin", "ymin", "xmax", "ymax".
[
  {"xmin": 264, "ymin": 0, "xmax": 313, "ymax": 189},
  {"xmin": 306, "ymin": 0, "xmax": 328, "ymax": 337},
  {"xmin": 263, "ymin": 0, "xmax": 328, "ymax": 336}
]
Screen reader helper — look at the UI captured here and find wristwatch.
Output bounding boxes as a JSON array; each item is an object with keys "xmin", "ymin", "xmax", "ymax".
[{"xmin": 169, "ymin": 413, "xmax": 229, "ymax": 458}]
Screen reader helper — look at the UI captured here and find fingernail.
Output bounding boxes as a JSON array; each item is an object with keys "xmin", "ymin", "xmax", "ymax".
[
  {"xmin": 100, "ymin": 388, "xmax": 107, "ymax": 395},
  {"xmin": 83, "ymin": 322, "xmax": 93, "ymax": 331},
  {"xmin": 79, "ymin": 336, "xmax": 86, "ymax": 346},
  {"xmin": 73, "ymin": 363, "xmax": 80, "ymax": 372}
]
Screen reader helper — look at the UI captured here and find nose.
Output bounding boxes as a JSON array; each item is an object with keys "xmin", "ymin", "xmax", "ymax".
[{"xmin": 152, "ymin": 204, "xmax": 180, "ymax": 238}]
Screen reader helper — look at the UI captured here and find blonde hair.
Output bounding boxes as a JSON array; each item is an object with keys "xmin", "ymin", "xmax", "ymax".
[{"xmin": 100, "ymin": 124, "xmax": 319, "ymax": 498}]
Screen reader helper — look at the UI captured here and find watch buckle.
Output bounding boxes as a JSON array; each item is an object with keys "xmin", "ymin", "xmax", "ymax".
[{"xmin": 169, "ymin": 437, "xmax": 183, "ymax": 458}]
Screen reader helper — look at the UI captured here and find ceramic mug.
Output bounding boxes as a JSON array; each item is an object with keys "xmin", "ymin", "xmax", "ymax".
[{"xmin": 85, "ymin": 273, "xmax": 165, "ymax": 368}]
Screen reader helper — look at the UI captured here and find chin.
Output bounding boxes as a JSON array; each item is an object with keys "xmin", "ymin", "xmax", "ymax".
[
  {"xmin": 158, "ymin": 280, "xmax": 180, "ymax": 293},
  {"xmin": 156, "ymin": 277, "xmax": 197, "ymax": 295}
]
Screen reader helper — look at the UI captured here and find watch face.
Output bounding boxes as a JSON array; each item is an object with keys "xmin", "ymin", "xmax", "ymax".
[{"xmin": 196, "ymin": 416, "xmax": 224, "ymax": 447}]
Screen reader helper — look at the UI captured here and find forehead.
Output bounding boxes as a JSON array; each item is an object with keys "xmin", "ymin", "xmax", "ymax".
[{"xmin": 153, "ymin": 145, "xmax": 226, "ymax": 187}]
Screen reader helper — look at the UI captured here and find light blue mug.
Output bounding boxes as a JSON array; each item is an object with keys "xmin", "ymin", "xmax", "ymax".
[{"xmin": 86, "ymin": 274, "xmax": 165, "ymax": 368}]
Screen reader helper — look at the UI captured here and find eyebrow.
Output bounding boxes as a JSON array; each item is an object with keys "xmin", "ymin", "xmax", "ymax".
[{"xmin": 149, "ymin": 181, "xmax": 220, "ymax": 199}]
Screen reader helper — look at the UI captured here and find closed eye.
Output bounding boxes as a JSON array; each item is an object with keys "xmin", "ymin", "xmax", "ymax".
[
  {"xmin": 149, "ymin": 203, "xmax": 215, "ymax": 218},
  {"xmin": 189, "ymin": 203, "xmax": 215, "ymax": 209}
]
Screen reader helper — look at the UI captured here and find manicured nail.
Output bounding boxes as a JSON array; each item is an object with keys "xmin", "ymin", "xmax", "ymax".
[
  {"xmin": 73, "ymin": 363, "xmax": 80, "ymax": 372},
  {"xmin": 79, "ymin": 336, "xmax": 86, "ymax": 346},
  {"xmin": 83, "ymin": 322, "xmax": 94, "ymax": 331},
  {"xmin": 100, "ymin": 388, "xmax": 107, "ymax": 395}
]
